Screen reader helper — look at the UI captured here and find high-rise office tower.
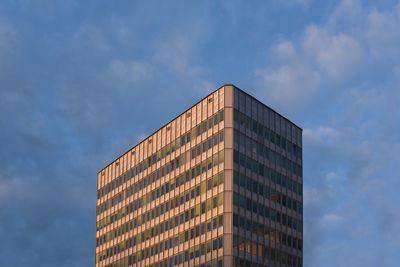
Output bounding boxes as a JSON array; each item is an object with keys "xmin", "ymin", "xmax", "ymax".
[{"xmin": 95, "ymin": 85, "xmax": 303, "ymax": 267}]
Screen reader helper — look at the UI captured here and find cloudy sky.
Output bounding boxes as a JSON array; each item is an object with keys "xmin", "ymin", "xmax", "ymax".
[{"xmin": 1, "ymin": 0, "xmax": 399, "ymax": 266}]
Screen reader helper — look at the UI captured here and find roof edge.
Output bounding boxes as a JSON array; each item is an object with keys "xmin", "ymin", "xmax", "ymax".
[
  {"xmin": 232, "ymin": 85, "xmax": 303, "ymax": 131},
  {"xmin": 98, "ymin": 83, "xmax": 302, "ymax": 174},
  {"xmin": 98, "ymin": 84, "xmax": 228, "ymax": 174}
]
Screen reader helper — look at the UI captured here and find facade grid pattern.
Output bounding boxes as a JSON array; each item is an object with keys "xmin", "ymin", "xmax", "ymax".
[{"xmin": 95, "ymin": 85, "xmax": 303, "ymax": 267}]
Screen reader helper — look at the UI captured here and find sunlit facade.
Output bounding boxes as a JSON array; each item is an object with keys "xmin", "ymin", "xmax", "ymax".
[{"xmin": 95, "ymin": 85, "xmax": 303, "ymax": 267}]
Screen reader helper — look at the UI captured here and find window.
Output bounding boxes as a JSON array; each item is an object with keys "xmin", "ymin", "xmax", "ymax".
[
  {"xmin": 181, "ymin": 135, "xmax": 186, "ymax": 146},
  {"xmin": 219, "ymin": 109, "xmax": 224, "ymax": 122},
  {"xmin": 196, "ymin": 186, "xmax": 200, "ymax": 196},
  {"xmin": 208, "ymin": 117, "xmax": 213, "ymax": 129},
  {"xmin": 202, "ymin": 121, "xmax": 207, "ymax": 132},
  {"xmin": 214, "ymin": 114, "xmax": 219, "ymax": 125},
  {"xmin": 213, "ymin": 239, "xmax": 217, "ymax": 250},
  {"xmin": 214, "ymin": 134, "xmax": 218, "ymax": 146}
]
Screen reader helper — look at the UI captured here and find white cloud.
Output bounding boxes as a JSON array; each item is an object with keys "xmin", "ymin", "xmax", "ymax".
[
  {"xmin": 109, "ymin": 60, "xmax": 153, "ymax": 83},
  {"xmin": 256, "ymin": 61, "xmax": 321, "ymax": 109},
  {"xmin": 0, "ymin": 175, "xmax": 15, "ymax": 201},
  {"xmin": 0, "ymin": 20, "xmax": 18, "ymax": 61},
  {"xmin": 304, "ymin": 185, "xmax": 333, "ymax": 207},
  {"xmin": 325, "ymin": 172, "xmax": 337, "ymax": 182},
  {"xmin": 270, "ymin": 40, "xmax": 296, "ymax": 61},
  {"xmin": 366, "ymin": 3, "xmax": 400, "ymax": 58},
  {"xmin": 394, "ymin": 65, "xmax": 400, "ymax": 98},
  {"xmin": 152, "ymin": 28, "xmax": 213, "ymax": 93},
  {"xmin": 101, "ymin": 22, "xmax": 212, "ymax": 96},
  {"xmin": 328, "ymin": 0, "xmax": 363, "ymax": 28},
  {"xmin": 255, "ymin": 0, "xmax": 400, "ymax": 114},
  {"xmin": 320, "ymin": 213, "xmax": 343, "ymax": 225},
  {"xmin": 153, "ymin": 31, "xmax": 193, "ymax": 73},
  {"xmin": 304, "ymin": 126, "xmax": 341, "ymax": 143},
  {"xmin": 255, "ymin": 27, "xmax": 363, "ymax": 112},
  {"xmin": 302, "ymin": 26, "xmax": 363, "ymax": 79},
  {"xmin": 73, "ymin": 23, "xmax": 110, "ymax": 51},
  {"xmin": 280, "ymin": 0, "xmax": 312, "ymax": 7}
]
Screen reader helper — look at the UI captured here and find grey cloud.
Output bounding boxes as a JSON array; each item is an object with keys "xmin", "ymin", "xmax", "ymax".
[
  {"xmin": 0, "ymin": 2, "xmax": 216, "ymax": 266},
  {"xmin": 257, "ymin": 2, "xmax": 400, "ymax": 266}
]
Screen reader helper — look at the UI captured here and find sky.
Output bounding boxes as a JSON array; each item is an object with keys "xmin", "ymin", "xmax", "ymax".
[{"xmin": 0, "ymin": 0, "xmax": 399, "ymax": 266}]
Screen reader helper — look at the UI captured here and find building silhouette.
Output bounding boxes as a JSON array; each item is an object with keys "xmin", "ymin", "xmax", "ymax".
[{"xmin": 95, "ymin": 85, "xmax": 303, "ymax": 267}]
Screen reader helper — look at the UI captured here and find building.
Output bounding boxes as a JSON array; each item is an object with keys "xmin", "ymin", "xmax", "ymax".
[{"xmin": 95, "ymin": 85, "xmax": 303, "ymax": 267}]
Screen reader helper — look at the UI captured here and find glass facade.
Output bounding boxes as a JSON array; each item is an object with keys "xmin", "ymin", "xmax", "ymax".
[
  {"xmin": 232, "ymin": 88, "xmax": 303, "ymax": 267},
  {"xmin": 95, "ymin": 85, "xmax": 302, "ymax": 267}
]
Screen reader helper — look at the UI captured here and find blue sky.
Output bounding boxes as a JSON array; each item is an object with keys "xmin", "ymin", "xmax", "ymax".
[{"xmin": 0, "ymin": 0, "xmax": 399, "ymax": 266}]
